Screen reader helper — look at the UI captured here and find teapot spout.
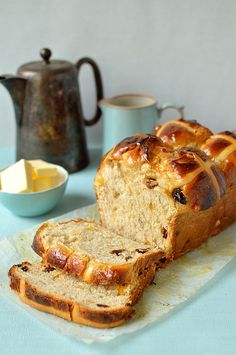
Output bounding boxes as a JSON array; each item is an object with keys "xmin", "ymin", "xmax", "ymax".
[{"xmin": 0, "ymin": 75, "xmax": 27, "ymax": 126}]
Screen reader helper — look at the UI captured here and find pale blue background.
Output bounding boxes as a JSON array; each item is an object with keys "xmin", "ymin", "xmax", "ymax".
[
  {"xmin": 0, "ymin": 147, "xmax": 236, "ymax": 355},
  {"xmin": 0, "ymin": 0, "xmax": 236, "ymax": 148}
]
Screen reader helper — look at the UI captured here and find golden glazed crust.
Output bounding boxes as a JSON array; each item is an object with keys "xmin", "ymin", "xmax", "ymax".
[
  {"xmin": 202, "ymin": 131, "xmax": 236, "ymax": 188},
  {"xmin": 111, "ymin": 133, "xmax": 168, "ymax": 163},
  {"xmin": 153, "ymin": 118, "xmax": 212, "ymax": 148},
  {"xmin": 152, "ymin": 119, "xmax": 236, "ymax": 189}
]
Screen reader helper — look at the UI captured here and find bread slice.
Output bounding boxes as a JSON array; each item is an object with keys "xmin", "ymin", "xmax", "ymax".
[
  {"xmin": 8, "ymin": 262, "xmax": 155, "ymax": 328},
  {"xmin": 32, "ymin": 218, "xmax": 164, "ymax": 285}
]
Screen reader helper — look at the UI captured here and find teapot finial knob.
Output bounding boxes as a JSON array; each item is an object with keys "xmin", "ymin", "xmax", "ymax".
[{"xmin": 40, "ymin": 48, "xmax": 52, "ymax": 64}]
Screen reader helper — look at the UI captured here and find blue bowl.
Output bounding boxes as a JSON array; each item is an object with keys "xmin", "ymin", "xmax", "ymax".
[{"xmin": 0, "ymin": 165, "xmax": 68, "ymax": 217}]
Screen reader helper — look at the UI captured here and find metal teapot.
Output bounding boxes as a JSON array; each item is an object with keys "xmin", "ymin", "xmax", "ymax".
[{"xmin": 0, "ymin": 48, "xmax": 103, "ymax": 172}]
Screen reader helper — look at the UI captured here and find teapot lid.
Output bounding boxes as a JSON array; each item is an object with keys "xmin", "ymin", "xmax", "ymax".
[{"xmin": 17, "ymin": 48, "xmax": 74, "ymax": 75}]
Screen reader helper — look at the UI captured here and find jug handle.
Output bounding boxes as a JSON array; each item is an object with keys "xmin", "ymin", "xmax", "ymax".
[
  {"xmin": 76, "ymin": 57, "xmax": 104, "ymax": 126},
  {"xmin": 156, "ymin": 103, "xmax": 185, "ymax": 119}
]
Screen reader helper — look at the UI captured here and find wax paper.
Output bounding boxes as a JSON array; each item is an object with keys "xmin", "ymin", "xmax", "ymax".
[{"xmin": 0, "ymin": 203, "xmax": 236, "ymax": 344}]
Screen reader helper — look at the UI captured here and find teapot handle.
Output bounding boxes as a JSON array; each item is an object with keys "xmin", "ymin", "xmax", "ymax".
[{"xmin": 76, "ymin": 57, "xmax": 103, "ymax": 126}]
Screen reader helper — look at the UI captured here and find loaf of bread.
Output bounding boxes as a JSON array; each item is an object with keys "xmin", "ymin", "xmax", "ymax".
[
  {"xmin": 9, "ymin": 262, "xmax": 156, "ymax": 328},
  {"xmin": 32, "ymin": 218, "xmax": 164, "ymax": 285},
  {"xmin": 94, "ymin": 128, "xmax": 235, "ymax": 259}
]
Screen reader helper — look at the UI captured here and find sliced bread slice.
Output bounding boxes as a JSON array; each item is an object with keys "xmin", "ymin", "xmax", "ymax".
[
  {"xmin": 32, "ymin": 218, "xmax": 165, "ymax": 286},
  {"xmin": 8, "ymin": 262, "xmax": 155, "ymax": 328}
]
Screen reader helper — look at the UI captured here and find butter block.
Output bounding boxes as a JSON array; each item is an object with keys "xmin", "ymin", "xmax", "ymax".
[
  {"xmin": 33, "ymin": 175, "xmax": 58, "ymax": 192},
  {"xmin": 29, "ymin": 160, "xmax": 57, "ymax": 178},
  {"xmin": 0, "ymin": 159, "xmax": 33, "ymax": 193}
]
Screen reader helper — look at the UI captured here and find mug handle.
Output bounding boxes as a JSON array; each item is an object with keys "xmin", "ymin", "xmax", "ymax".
[
  {"xmin": 156, "ymin": 102, "xmax": 185, "ymax": 119},
  {"xmin": 76, "ymin": 57, "xmax": 104, "ymax": 126}
]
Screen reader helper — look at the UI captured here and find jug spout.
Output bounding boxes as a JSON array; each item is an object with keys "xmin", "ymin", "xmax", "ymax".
[{"xmin": 0, "ymin": 75, "xmax": 27, "ymax": 126}]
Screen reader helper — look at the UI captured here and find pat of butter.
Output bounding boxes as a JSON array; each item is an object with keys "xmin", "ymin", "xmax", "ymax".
[
  {"xmin": 29, "ymin": 160, "xmax": 58, "ymax": 178},
  {"xmin": 33, "ymin": 176, "xmax": 58, "ymax": 192},
  {"xmin": 0, "ymin": 159, "xmax": 33, "ymax": 193}
]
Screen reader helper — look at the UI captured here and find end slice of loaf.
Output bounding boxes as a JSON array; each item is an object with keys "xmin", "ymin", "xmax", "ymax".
[
  {"xmin": 8, "ymin": 262, "xmax": 155, "ymax": 328},
  {"xmin": 32, "ymin": 218, "xmax": 165, "ymax": 286}
]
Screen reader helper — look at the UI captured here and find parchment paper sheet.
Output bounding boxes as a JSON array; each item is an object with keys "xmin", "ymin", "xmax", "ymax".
[{"xmin": 0, "ymin": 204, "xmax": 236, "ymax": 344}]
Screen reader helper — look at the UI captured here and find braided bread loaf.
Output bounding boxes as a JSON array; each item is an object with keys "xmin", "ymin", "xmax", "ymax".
[{"xmin": 94, "ymin": 129, "xmax": 232, "ymax": 259}]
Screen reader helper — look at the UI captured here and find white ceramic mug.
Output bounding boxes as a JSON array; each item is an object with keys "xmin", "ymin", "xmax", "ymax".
[{"xmin": 99, "ymin": 93, "xmax": 184, "ymax": 154}]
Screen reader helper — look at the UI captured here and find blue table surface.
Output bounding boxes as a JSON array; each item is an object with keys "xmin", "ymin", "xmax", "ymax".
[{"xmin": 0, "ymin": 146, "xmax": 236, "ymax": 355}]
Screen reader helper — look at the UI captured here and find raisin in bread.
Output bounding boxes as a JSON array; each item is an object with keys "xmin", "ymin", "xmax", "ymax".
[
  {"xmin": 8, "ymin": 262, "xmax": 156, "ymax": 328},
  {"xmin": 32, "ymin": 218, "xmax": 164, "ymax": 285},
  {"xmin": 94, "ymin": 133, "xmax": 227, "ymax": 259}
]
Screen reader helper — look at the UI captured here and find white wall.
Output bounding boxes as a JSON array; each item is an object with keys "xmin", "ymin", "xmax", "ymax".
[{"xmin": 0, "ymin": 0, "xmax": 235, "ymax": 148}]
